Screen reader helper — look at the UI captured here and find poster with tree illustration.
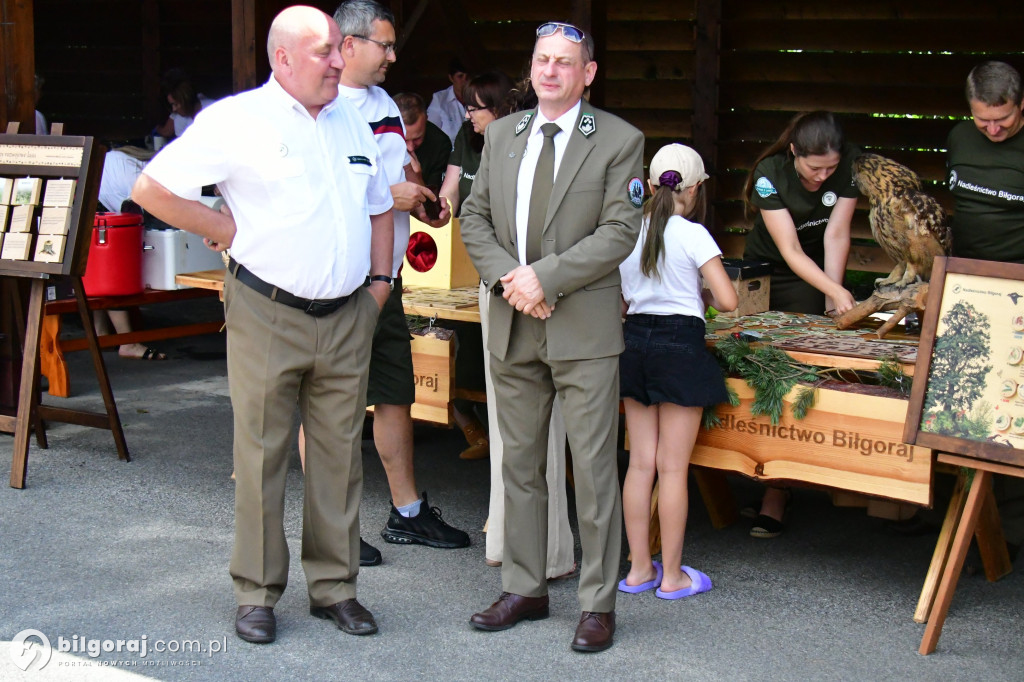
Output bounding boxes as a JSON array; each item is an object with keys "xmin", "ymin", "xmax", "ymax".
[{"xmin": 906, "ymin": 257, "xmax": 1024, "ymax": 468}]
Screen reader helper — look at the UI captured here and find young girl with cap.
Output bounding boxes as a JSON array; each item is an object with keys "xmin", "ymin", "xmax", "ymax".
[{"xmin": 617, "ymin": 143, "xmax": 737, "ymax": 599}]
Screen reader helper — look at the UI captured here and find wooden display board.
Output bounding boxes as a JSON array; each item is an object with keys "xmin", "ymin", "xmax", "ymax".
[
  {"xmin": 903, "ymin": 256, "xmax": 1024, "ymax": 654},
  {"xmin": 693, "ymin": 378, "xmax": 932, "ymax": 506},
  {"xmin": 905, "ymin": 256, "xmax": 1024, "ymax": 469},
  {"xmin": 1, "ymin": 124, "xmax": 128, "ymax": 489}
]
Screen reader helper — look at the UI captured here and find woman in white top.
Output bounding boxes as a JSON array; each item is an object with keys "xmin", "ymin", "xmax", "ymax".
[{"xmin": 617, "ymin": 144, "xmax": 737, "ymax": 600}]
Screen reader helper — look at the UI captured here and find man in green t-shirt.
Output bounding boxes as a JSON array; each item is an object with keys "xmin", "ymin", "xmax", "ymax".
[
  {"xmin": 393, "ymin": 92, "xmax": 452, "ymax": 190},
  {"xmin": 947, "ymin": 61, "xmax": 1024, "ymax": 263}
]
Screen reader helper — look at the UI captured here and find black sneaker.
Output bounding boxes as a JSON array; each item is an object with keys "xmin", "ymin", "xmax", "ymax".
[
  {"xmin": 380, "ymin": 492, "xmax": 470, "ymax": 549},
  {"xmin": 360, "ymin": 537, "xmax": 382, "ymax": 566}
]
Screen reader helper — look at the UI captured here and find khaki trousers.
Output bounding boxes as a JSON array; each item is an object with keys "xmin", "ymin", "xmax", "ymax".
[
  {"xmin": 490, "ymin": 312, "xmax": 622, "ymax": 613},
  {"xmin": 480, "ymin": 284, "xmax": 575, "ymax": 577},
  {"xmin": 225, "ymin": 274, "xmax": 378, "ymax": 607}
]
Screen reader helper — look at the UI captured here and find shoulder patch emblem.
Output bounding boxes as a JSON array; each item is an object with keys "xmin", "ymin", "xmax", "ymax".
[
  {"xmin": 949, "ymin": 169, "xmax": 958, "ymax": 191},
  {"xmin": 821, "ymin": 191, "xmax": 837, "ymax": 207},
  {"xmin": 628, "ymin": 177, "xmax": 644, "ymax": 208},
  {"xmin": 754, "ymin": 176, "xmax": 777, "ymax": 198},
  {"xmin": 578, "ymin": 113, "xmax": 596, "ymax": 137},
  {"xmin": 515, "ymin": 113, "xmax": 533, "ymax": 136}
]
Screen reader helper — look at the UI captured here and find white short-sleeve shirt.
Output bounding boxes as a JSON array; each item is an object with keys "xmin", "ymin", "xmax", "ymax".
[
  {"xmin": 339, "ymin": 84, "xmax": 411, "ymax": 277},
  {"xmin": 619, "ymin": 215, "xmax": 723, "ymax": 317},
  {"xmin": 143, "ymin": 76, "xmax": 393, "ymax": 299}
]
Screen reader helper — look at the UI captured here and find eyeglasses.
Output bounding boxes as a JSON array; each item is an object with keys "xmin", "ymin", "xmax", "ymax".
[
  {"xmin": 465, "ymin": 105, "xmax": 487, "ymax": 115},
  {"xmin": 536, "ymin": 22, "xmax": 585, "ymax": 44},
  {"xmin": 351, "ymin": 34, "xmax": 396, "ymax": 55}
]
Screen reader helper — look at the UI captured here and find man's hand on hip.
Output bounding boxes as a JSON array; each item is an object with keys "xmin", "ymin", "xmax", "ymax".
[{"xmin": 500, "ymin": 266, "xmax": 551, "ymax": 319}]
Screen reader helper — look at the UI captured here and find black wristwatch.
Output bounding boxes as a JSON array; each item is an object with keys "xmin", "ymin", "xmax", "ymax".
[{"xmin": 369, "ymin": 274, "xmax": 394, "ymax": 291}]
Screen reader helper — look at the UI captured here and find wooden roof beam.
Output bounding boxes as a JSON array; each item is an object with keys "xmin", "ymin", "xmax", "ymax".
[{"xmin": 1, "ymin": 0, "xmax": 37, "ymax": 133}]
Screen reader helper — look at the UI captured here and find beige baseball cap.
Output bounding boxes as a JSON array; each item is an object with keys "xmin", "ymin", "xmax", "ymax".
[{"xmin": 649, "ymin": 143, "xmax": 708, "ymax": 190}]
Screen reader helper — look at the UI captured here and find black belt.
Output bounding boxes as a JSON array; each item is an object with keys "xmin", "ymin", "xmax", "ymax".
[{"xmin": 228, "ymin": 257, "xmax": 355, "ymax": 317}]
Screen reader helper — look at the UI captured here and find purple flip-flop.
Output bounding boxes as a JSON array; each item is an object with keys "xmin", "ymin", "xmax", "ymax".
[
  {"xmin": 617, "ymin": 560, "xmax": 663, "ymax": 594},
  {"xmin": 655, "ymin": 565, "xmax": 713, "ymax": 600}
]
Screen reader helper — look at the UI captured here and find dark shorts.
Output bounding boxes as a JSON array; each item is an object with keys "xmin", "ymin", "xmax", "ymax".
[
  {"xmin": 619, "ymin": 313, "xmax": 729, "ymax": 408},
  {"xmin": 366, "ymin": 278, "xmax": 415, "ymax": 406}
]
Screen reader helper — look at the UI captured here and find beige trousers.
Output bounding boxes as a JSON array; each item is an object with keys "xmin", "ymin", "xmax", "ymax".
[
  {"xmin": 225, "ymin": 274, "xmax": 379, "ymax": 608},
  {"xmin": 480, "ymin": 283, "xmax": 575, "ymax": 579}
]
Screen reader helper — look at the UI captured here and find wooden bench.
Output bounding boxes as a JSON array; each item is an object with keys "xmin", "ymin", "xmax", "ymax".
[{"xmin": 40, "ymin": 286, "xmax": 224, "ymax": 397}]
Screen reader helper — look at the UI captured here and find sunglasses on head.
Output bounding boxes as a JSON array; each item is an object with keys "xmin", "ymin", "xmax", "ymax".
[{"xmin": 536, "ymin": 22, "xmax": 585, "ymax": 44}]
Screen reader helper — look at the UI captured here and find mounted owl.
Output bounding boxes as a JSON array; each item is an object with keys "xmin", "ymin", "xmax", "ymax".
[{"xmin": 852, "ymin": 154, "xmax": 951, "ymax": 288}]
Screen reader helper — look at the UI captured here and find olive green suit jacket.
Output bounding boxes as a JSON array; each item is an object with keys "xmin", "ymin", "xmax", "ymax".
[{"xmin": 460, "ymin": 105, "xmax": 645, "ymax": 362}]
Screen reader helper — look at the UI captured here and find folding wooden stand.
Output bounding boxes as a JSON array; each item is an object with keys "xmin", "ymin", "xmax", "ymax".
[
  {"xmin": 916, "ymin": 454, "xmax": 1018, "ymax": 655},
  {"xmin": 2, "ymin": 123, "xmax": 129, "ymax": 488}
]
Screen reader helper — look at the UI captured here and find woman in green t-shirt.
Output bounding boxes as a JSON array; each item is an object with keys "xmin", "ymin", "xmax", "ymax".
[
  {"xmin": 438, "ymin": 71, "xmax": 516, "ymax": 218},
  {"xmin": 743, "ymin": 111, "xmax": 859, "ymax": 316},
  {"xmin": 741, "ymin": 111, "xmax": 859, "ymax": 538}
]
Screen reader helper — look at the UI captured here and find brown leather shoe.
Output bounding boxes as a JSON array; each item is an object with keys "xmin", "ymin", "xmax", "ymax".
[
  {"xmin": 235, "ymin": 606, "xmax": 275, "ymax": 644},
  {"xmin": 469, "ymin": 592, "xmax": 549, "ymax": 631},
  {"xmin": 571, "ymin": 611, "xmax": 615, "ymax": 652},
  {"xmin": 310, "ymin": 599, "xmax": 378, "ymax": 635}
]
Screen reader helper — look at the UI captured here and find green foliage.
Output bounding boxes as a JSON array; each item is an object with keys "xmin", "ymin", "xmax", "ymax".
[
  {"xmin": 791, "ymin": 387, "xmax": 818, "ymax": 420},
  {"xmin": 877, "ymin": 355, "xmax": 912, "ymax": 396},
  {"xmin": 923, "ymin": 301, "xmax": 992, "ymax": 428},
  {"xmin": 713, "ymin": 335, "xmax": 822, "ymax": 425}
]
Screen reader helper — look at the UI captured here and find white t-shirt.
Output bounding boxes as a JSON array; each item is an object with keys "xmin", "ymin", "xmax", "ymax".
[
  {"xmin": 427, "ymin": 85, "xmax": 465, "ymax": 145},
  {"xmin": 98, "ymin": 150, "xmax": 146, "ymax": 212},
  {"xmin": 143, "ymin": 75, "xmax": 393, "ymax": 299},
  {"xmin": 170, "ymin": 94, "xmax": 216, "ymax": 137},
  {"xmin": 619, "ymin": 214, "xmax": 722, "ymax": 317},
  {"xmin": 339, "ymin": 84, "xmax": 411, "ymax": 277}
]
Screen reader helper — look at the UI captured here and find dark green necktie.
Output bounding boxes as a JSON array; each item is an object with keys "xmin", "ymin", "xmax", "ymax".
[{"xmin": 526, "ymin": 123, "xmax": 560, "ymax": 264}]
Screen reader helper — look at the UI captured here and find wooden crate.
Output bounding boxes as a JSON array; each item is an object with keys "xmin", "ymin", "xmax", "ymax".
[
  {"xmin": 716, "ymin": 259, "xmax": 771, "ymax": 319},
  {"xmin": 403, "ymin": 216, "xmax": 479, "ymax": 289},
  {"xmin": 692, "ymin": 378, "xmax": 933, "ymax": 506},
  {"xmin": 408, "ymin": 332, "xmax": 455, "ymax": 425}
]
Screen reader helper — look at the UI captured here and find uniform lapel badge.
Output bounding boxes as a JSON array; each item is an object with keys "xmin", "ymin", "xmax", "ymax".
[
  {"xmin": 628, "ymin": 177, "xmax": 644, "ymax": 208},
  {"xmin": 578, "ymin": 113, "xmax": 596, "ymax": 137},
  {"xmin": 515, "ymin": 113, "xmax": 533, "ymax": 136}
]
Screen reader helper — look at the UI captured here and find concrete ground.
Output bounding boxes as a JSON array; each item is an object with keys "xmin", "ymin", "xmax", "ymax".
[{"xmin": 1, "ymin": 298, "xmax": 1023, "ymax": 681}]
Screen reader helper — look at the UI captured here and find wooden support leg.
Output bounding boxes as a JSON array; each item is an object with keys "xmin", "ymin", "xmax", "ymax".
[
  {"xmin": 914, "ymin": 471, "xmax": 967, "ymax": 623},
  {"xmin": 694, "ymin": 468, "xmax": 738, "ymax": 529},
  {"xmin": 73, "ymin": 277, "xmax": 129, "ymax": 462},
  {"xmin": 10, "ymin": 279, "xmax": 45, "ymax": 488},
  {"xmin": 39, "ymin": 312, "xmax": 70, "ymax": 397},
  {"xmin": 919, "ymin": 469, "xmax": 992, "ymax": 655},
  {"xmin": 974, "ymin": 484, "xmax": 1012, "ymax": 583}
]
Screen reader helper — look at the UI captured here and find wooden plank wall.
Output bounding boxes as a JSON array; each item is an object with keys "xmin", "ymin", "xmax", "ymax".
[{"xmin": 33, "ymin": 0, "xmax": 232, "ymax": 143}]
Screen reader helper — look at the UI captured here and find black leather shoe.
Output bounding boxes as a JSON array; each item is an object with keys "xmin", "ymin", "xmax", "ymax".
[
  {"xmin": 235, "ymin": 606, "xmax": 275, "ymax": 644},
  {"xmin": 310, "ymin": 599, "xmax": 378, "ymax": 635},
  {"xmin": 469, "ymin": 592, "xmax": 549, "ymax": 631},
  {"xmin": 571, "ymin": 611, "xmax": 615, "ymax": 652},
  {"xmin": 360, "ymin": 537, "xmax": 382, "ymax": 566},
  {"xmin": 381, "ymin": 492, "xmax": 470, "ymax": 548}
]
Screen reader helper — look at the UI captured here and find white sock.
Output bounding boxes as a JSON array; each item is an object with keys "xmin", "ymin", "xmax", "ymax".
[{"xmin": 397, "ymin": 499, "xmax": 422, "ymax": 518}]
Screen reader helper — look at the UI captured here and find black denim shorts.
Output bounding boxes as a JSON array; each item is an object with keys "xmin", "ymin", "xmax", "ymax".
[{"xmin": 619, "ymin": 313, "xmax": 729, "ymax": 408}]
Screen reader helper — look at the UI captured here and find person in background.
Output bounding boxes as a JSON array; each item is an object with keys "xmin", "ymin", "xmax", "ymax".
[
  {"xmin": 427, "ymin": 56, "xmax": 469, "ymax": 144},
  {"xmin": 333, "ymin": 0, "xmax": 468, "ymax": 565},
  {"xmin": 741, "ymin": 110, "xmax": 860, "ymax": 538},
  {"xmin": 153, "ymin": 67, "xmax": 215, "ymax": 141},
  {"xmin": 34, "ymin": 73, "xmax": 47, "ymax": 134},
  {"xmin": 461, "ymin": 21, "xmax": 644, "ymax": 653},
  {"xmin": 947, "ymin": 60, "xmax": 1024, "ymax": 263},
  {"xmin": 393, "ymin": 91, "xmax": 451, "ymax": 190},
  {"xmin": 617, "ymin": 143, "xmax": 736, "ymax": 601},
  {"xmin": 132, "ymin": 5, "xmax": 394, "ymax": 644}
]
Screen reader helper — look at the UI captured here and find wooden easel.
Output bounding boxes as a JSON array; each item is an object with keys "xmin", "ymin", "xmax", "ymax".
[
  {"xmin": 915, "ymin": 454, "xmax": 1018, "ymax": 655},
  {"xmin": 2, "ymin": 122, "xmax": 128, "ymax": 488}
]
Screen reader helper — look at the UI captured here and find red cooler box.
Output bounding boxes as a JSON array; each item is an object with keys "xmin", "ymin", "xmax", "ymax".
[{"xmin": 82, "ymin": 212, "xmax": 145, "ymax": 296}]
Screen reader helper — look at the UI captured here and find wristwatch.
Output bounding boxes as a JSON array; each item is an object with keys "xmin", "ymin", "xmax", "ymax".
[{"xmin": 369, "ymin": 274, "xmax": 394, "ymax": 291}]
